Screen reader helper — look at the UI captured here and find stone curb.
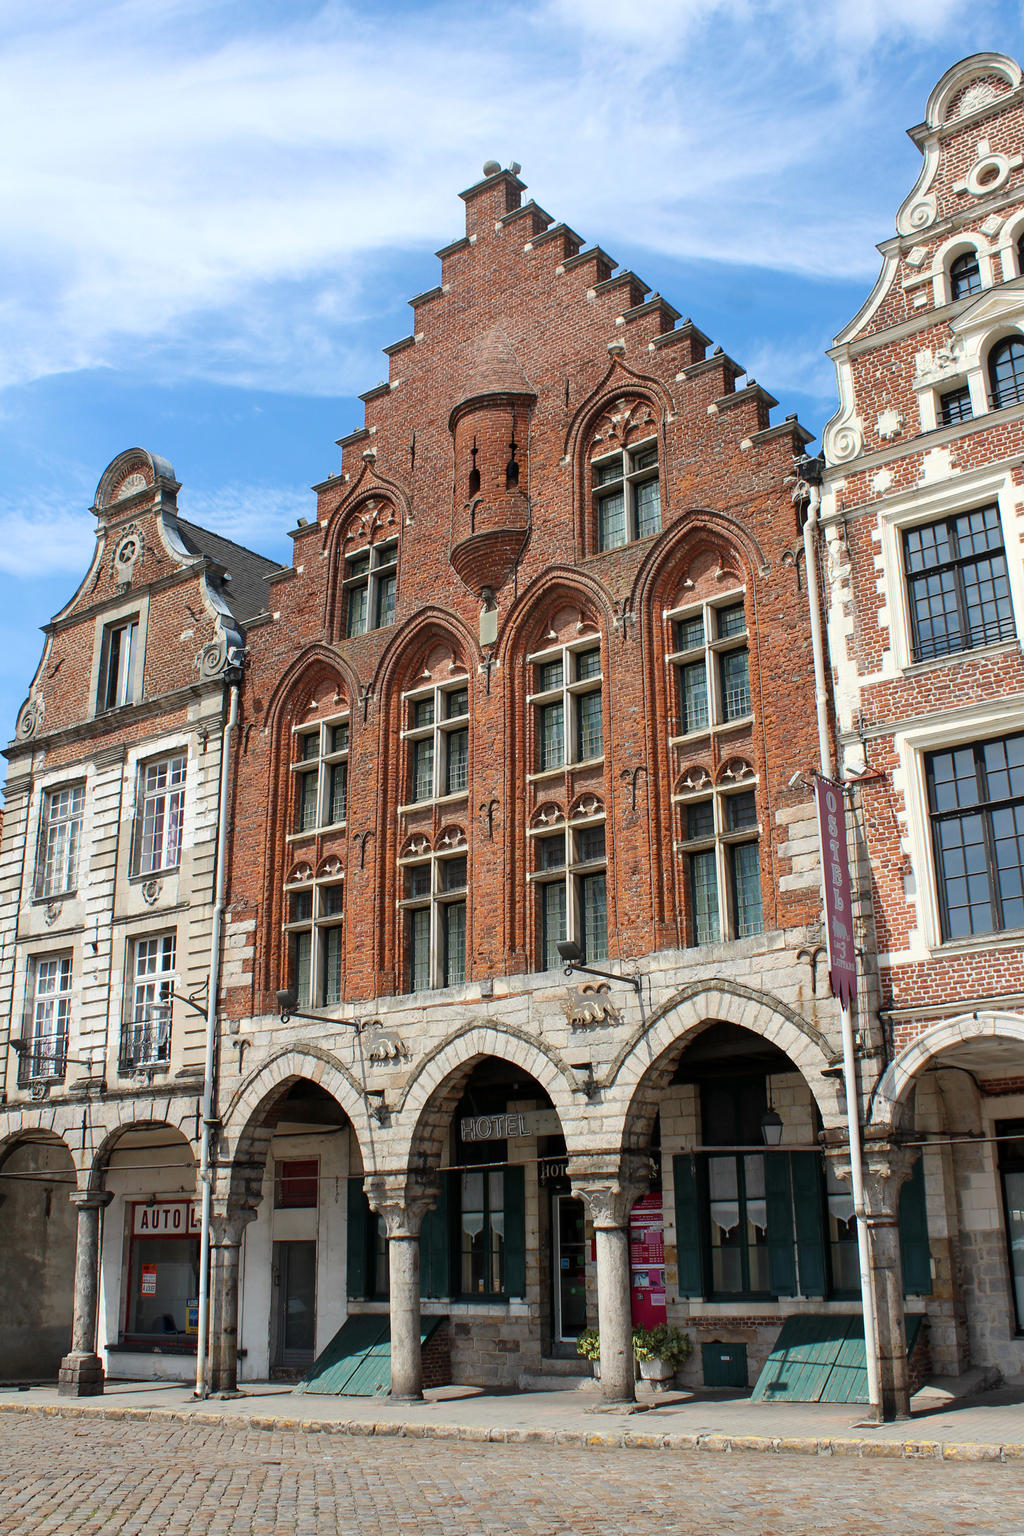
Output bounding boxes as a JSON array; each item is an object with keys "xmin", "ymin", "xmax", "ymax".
[{"xmin": 1, "ymin": 1400, "xmax": 1022, "ymax": 1462}]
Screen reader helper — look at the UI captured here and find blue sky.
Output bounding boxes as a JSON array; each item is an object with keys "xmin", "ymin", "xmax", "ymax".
[{"xmin": 2, "ymin": 0, "xmax": 1022, "ymax": 747}]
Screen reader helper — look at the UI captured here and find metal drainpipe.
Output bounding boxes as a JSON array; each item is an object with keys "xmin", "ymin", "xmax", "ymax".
[
  {"xmin": 195, "ymin": 669, "xmax": 240, "ymax": 1400},
  {"xmin": 800, "ymin": 476, "xmax": 882, "ymax": 1419}
]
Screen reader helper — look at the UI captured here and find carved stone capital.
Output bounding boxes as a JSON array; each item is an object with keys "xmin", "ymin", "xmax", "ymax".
[
  {"xmin": 364, "ymin": 1172, "xmax": 440, "ymax": 1238},
  {"xmin": 826, "ymin": 1141, "xmax": 918, "ymax": 1218},
  {"xmin": 70, "ymin": 1189, "xmax": 114, "ymax": 1214},
  {"xmin": 568, "ymin": 1152, "xmax": 650, "ymax": 1229}
]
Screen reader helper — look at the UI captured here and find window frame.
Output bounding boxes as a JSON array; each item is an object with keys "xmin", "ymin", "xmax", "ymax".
[
  {"xmin": 590, "ymin": 435, "xmax": 662, "ymax": 552},
  {"xmin": 528, "ymin": 808, "xmax": 608, "ymax": 970},
  {"xmin": 399, "ymin": 679, "xmax": 471, "ymax": 810},
  {"xmin": 902, "ymin": 504, "xmax": 1016, "ymax": 664},
  {"xmin": 283, "ymin": 868, "xmax": 345, "ymax": 1009},
  {"xmin": 673, "ymin": 780, "xmax": 762, "ymax": 947},
  {"xmin": 96, "ymin": 613, "xmax": 141, "ymax": 713},
  {"xmin": 289, "ymin": 713, "xmax": 351, "ymax": 836},
  {"xmin": 666, "ymin": 593, "xmax": 752, "ymax": 741},
  {"xmin": 133, "ymin": 753, "xmax": 187, "ymax": 876},
  {"xmin": 342, "ymin": 539, "xmax": 398, "ymax": 638},
  {"xmin": 398, "ymin": 842, "xmax": 468, "ymax": 992},
  {"xmin": 20, "ymin": 952, "xmax": 72, "ymax": 1084},
  {"xmin": 925, "ymin": 731, "xmax": 1024, "ymax": 942},
  {"xmin": 35, "ymin": 782, "xmax": 85, "ymax": 899},
  {"xmin": 121, "ymin": 932, "xmax": 175, "ymax": 1072},
  {"xmin": 988, "ymin": 335, "xmax": 1024, "ymax": 410},
  {"xmin": 949, "ymin": 249, "xmax": 983, "ymax": 303},
  {"xmin": 526, "ymin": 638, "xmax": 604, "ymax": 778}
]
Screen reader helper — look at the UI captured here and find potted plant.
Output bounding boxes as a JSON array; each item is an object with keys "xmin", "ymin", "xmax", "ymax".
[
  {"xmin": 632, "ymin": 1325, "xmax": 692, "ymax": 1386},
  {"xmin": 576, "ymin": 1328, "xmax": 601, "ymax": 1377}
]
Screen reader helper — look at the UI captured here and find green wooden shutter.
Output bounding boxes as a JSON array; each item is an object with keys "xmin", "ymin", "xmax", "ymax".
[
  {"xmin": 899, "ymin": 1153, "xmax": 931, "ymax": 1296},
  {"xmin": 346, "ymin": 1176, "xmax": 370, "ymax": 1300},
  {"xmin": 420, "ymin": 1174, "xmax": 451, "ymax": 1300},
  {"xmin": 673, "ymin": 1153, "xmax": 708, "ymax": 1299},
  {"xmin": 765, "ymin": 1151, "xmax": 797, "ymax": 1297},
  {"xmin": 791, "ymin": 1151, "xmax": 828, "ymax": 1298},
  {"xmin": 503, "ymin": 1164, "xmax": 526, "ymax": 1299}
]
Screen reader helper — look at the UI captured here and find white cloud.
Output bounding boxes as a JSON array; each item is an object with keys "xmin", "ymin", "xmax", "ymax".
[{"xmin": 0, "ymin": 0, "xmax": 1002, "ymax": 394}]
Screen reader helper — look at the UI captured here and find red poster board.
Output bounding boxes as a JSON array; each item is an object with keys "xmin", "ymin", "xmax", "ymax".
[
  {"xmin": 629, "ymin": 1192, "xmax": 666, "ymax": 1328},
  {"xmin": 140, "ymin": 1264, "xmax": 158, "ymax": 1297}
]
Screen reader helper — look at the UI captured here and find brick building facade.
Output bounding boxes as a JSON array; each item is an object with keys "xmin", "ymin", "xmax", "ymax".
[
  {"xmin": 821, "ymin": 51, "xmax": 1024, "ymax": 1383},
  {"xmin": 2, "ymin": 53, "xmax": 1022, "ymax": 1418}
]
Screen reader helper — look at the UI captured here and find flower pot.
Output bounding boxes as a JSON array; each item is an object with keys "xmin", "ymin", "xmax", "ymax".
[{"xmin": 639, "ymin": 1357, "xmax": 674, "ymax": 1385}]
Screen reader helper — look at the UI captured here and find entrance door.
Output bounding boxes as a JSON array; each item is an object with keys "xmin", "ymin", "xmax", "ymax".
[
  {"xmin": 552, "ymin": 1195, "xmax": 587, "ymax": 1344},
  {"xmin": 272, "ymin": 1240, "xmax": 317, "ymax": 1372}
]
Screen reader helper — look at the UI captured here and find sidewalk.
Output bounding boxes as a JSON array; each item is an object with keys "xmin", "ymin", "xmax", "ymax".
[{"xmin": 2, "ymin": 1376, "xmax": 1023, "ymax": 1460}]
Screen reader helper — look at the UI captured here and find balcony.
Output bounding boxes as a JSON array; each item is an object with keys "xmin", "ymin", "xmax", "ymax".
[
  {"xmin": 16, "ymin": 1031, "xmax": 68, "ymax": 1087},
  {"xmin": 119, "ymin": 1013, "xmax": 171, "ymax": 1074}
]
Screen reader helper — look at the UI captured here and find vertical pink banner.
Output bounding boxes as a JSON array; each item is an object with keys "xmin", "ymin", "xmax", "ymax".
[{"xmin": 814, "ymin": 776, "xmax": 857, "ymax": 1010}]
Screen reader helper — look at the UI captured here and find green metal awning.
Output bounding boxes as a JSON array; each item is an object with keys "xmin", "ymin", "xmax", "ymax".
[
  {"xmin": 295, "ymin": 1314, "xmax": 445, "ymax": 1397},
  {"xmin": 751, "ymin": 1314, "xmax": 924, "ymax": 1404}
]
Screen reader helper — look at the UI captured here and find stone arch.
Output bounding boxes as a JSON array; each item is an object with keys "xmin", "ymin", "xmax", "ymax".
[
  {"xmin": 371, "ymin": 606, "xmax": 480, "ymax": 705},
  {"xmin": 871, "ymin": 1011, "xmax": 1024, "ymax": 1131},
  {"xmin": 563, "ymin": 365, "xmax": 675, "ymax": 556},
  {"xmin": 93, "ymin": 447, "xmax": 177, "ymax": 513},
  {"xmin": 88, "ymin": 1106, "xmax": 199, "ymax": 1191},
  {"xmin": 924, "ymin": 52, "xmax": 1021, "ymax": 131},
  {"xmin": 0, "ymin": 1124, "xmax": 79, "ymax": 1381},
  {"xmin": 389, "ymin": 1022, "xmax": 587, "ymax": 1171},
  {"xmin": 603, "ymin": 979, "xmax": 843, "ymax": 1151},
  {"xmin": 633, "ymin": 509, "xmax": 768, "ymax": 619},
  {"xmin": 219, "ymin": 1045, "xmax": 376, "ymax": 1192},
  {"xmin": 496, "ymin": 566, "xmax": 614, "ymax": 665},
  {"xmin": 0, "ymin": 1107, "xmax": 87, "ymax": 1180}
]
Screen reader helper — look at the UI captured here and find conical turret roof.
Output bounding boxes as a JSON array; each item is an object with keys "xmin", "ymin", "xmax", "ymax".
[{"xmin": 456, "ymin": 327, "xmax": 536, "ymax": 406}]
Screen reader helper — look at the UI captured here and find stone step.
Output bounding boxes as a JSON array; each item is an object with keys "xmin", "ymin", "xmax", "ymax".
[{"xmin": 913, "ymin": 1364, "xmax": 1002, "ymax": 1405}]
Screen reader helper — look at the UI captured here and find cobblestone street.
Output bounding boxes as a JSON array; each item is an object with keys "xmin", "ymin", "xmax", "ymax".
[{"xmin": 2, "ymin": 1412, "xmax": 1023, "ymax": 1536}]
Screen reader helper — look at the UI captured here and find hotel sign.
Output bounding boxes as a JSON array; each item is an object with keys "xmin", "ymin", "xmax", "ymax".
[{"xmin": 460, "ymin": 1109, "xmax": 561, "ymax": 1142}]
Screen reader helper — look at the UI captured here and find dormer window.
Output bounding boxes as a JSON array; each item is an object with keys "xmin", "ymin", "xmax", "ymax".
[
  {"xmin": 950, "ymin": 251, "xmax": 982, "ymax": 302},
  {"xmin": 344, "ymin": 541, "xmax": 397, "ymax": 637},
  {"xmin": 989, "ymin": 338, "xmax": 1024, "ymax": 409},
  {"xmin": 98, "ymin": 616, "xmax": 139, "ymax": 711},
  {"xmin": 592, "ymin": 439, "xmax": 661, "ymax": 550}
]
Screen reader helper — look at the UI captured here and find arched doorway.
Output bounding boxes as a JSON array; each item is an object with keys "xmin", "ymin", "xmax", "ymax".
[
  {"xmin": 398, "ymin": 1049, "xmax": 575, "ymax": 1386},
  {"xmin": 873, "ymin": 1011, "xmax": 1024, "ymax": 1380},
  {"xmin": 0, "ymin": 1132, "xmax": 76, "ymax": 1380},
  {"xmin": 91, "ymin": 1122, "xmax": 198, "ymax": 1382},
  {"xmin": 619, "ymin": 1019, "xmax": 851, "ymax": 1391}
]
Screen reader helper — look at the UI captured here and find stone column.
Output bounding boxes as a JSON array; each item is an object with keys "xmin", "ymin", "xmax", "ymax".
[
  {"xmin": 208, "ymin": 1207, "xmax": 256, "ymax": 1395},
  {"xmin": 365, "ymin": 1173, "xmax": 439, "ymax": 1403},
  {"xmin": 570, "ymin": 1154, "xmax": 650, "ymax": 1406},
  {"xmin": 828, "ymin": 1141, "xmax": 917, "ymax": 1422},
  {"xmin": 58, "ymin": 1189, "xmax": 114, "ymax": 1397}
]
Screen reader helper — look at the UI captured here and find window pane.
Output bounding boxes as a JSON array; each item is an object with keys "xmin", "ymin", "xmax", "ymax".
[
  {"xmin": 726, "ymin": 791, "xmax": 758, "ymax": 830},
  {"xmin": 322, "ymin": 927, "xmax": 343, "ymax": 1005},
  {"xmin": 686, "ymin": 801, "xmax": 715, "ymax": 839},
  {"xmin": 720, "ymin": 650, "xmax": 751, "ymax": 719},
  {"xmin": 330, "ymin": 721, "xmax": 350, "ymax": 754},
  {"xmin": 635, "ymin": 477, "xmax": 660, "ymax": 538},
  {"xmin": 540, "ymin": 882, "xmax": 566, "ymax": 970},
  {"xmin": 376, "ymin": 573, "xmax": 397, "ymax": 628},
  {"xmin": 409, "ymin": 907, "xmax": 431, "ymax": 991},
  {"xmin": 443, "ymin": 901, "xmax": 466, "ymax": 987},
  {"xmin": 289, "ymin": 890, "xmax": 313, "ymax": 923},
  {"xmin": 580, "ymin": 872, "xmax": 607, "ymax": 962},
  {"xmin": 346, "ymin": 584, "xmax": 368, "ymax": 637},
  {"xmin": 445, "ymin": 727, "xmax": 469, "ymax": 794},
  {"xmin": 592, "ymin": 454, "xmax": 623, "ymax": 486},
  {"xmin": 446, "ymin": 687, "xmax": 469, "ymax": 719},
  {"xmin": 575, "ymin": 824, "xmax": 605, "ymax": 863},
  {"xmin": 576, "ymin": 690, "xmax": 603, "ymax": 760},
  {"xmin": 405, "ymin": 863, "xmax": 431, "ymax": 898},
  {"xmin": 990, "ymin": 339, "xmax": 1024, "ymax": 408},
  {"xmin": 293, "ymin": 930, "xmax": 312, "ymax": 1006},
  {"xmin": 536, "ymin": 835, "xmax": 565, "ymax": 871},
  {"xmin": 675, "ymin": 615, "xmax": 704, "ymax": 651},
  {"xmin": 442, "ymin": 856, "xmax": 467, "ymax": 891},
  {"xmin": 939, "ymin": 386, "xmax": 973, "ymax": 425},
  {"xmin": 39, "ymin": 785, "xmax": 84, "ymax": 897},
  {"xmin": 411, "ymin": 739, "xmax": 435, "ymax": 801},
  {"xmin": 732, "ymin": 842, "xmax": 763, "ymax": 937},
  {"xmin": 320, "ymin": 883, "xmax": 344, "ymax": 917},
  {"xmin": 597, "ymin": 490, "xmax": 626, "ymax": 550},
  {"xmin": 691, "ymin": 849, "xmax": 721, "ymax": 945},
  {"xmin": 717, "ymin": 603, "xmax": 746, "ymax": 639},
  {"xmin": 300, "ymin": 732, "xmax": 320, "ymax": 761},
  {"xmin": 950, "ymin": 251, "xmax": 981, "ymax": 300},
  {"xmin": 538, "ymin": 701, "xmax": 564, "ymax": 770},
  {"xmin": 412, "ymin": 697, "xmax": 435, "ymax": 728},
  {"xmin": 680, "ymin": 661, "xmax": 708, "ymax": 732},
  {"xmin": 575, "ymin": 648, "xmax": 601, "ymax": 681},
  {"xmin": 328, "ymin": 762, "xmax": 348, "ymax": 823},
  {"xmin": 536, "ymin": 659, "xmax": 563, "ymax": 692},
  {"xmin": 632, "ymin": 445, "xmax": 658, "ymax": 472},
  {"xmin": 296, "ymin": 769, "xmax": 318, "ymax": 830}
]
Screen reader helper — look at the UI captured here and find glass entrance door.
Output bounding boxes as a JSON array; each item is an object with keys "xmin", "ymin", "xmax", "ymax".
[
  {"xmin": 272, "ymin": 1240, "xmax": 317, "ymax": 1370},
  {"xmin": 552, "ymin": 1195, "xmax": 587, "ymax": 1343}
]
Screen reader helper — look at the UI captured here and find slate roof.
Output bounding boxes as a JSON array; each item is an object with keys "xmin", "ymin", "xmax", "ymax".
[{"xmin": 172, "ymin": 518, "xmax": 279, "ymax": 624}]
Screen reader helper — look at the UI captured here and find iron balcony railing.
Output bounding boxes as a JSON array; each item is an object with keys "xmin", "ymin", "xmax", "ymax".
[
  {"xmin": 119, "ymin": 1012, "xmax": 171, "ymax": 1073},
  {"xmin": 17, "ymin": 1031, "xmax": 68, "ymax": 1086}
]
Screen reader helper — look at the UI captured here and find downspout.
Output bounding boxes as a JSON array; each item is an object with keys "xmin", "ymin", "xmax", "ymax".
[
  {"xmin": 798, "ymin": 469, "xmax": 881, "ymax": 1419},
  {"xmin": 195, "ymin": 663, "xmax": 241, "ymax": 1399}
]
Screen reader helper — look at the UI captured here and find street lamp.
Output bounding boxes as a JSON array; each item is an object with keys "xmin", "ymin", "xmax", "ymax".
[{"xmin": 555, "ymin": 940, "xmax": 642, "ymax": 994}]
